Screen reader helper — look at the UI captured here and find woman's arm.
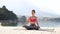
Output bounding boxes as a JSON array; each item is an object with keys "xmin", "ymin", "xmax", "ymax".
[
  {"xmin": 36, "ymin": 17, "xmax": 40, "ymax": 27},
  {"xmin": 37, "ymin": 22, "xmax": 39, "ymax": 26}
]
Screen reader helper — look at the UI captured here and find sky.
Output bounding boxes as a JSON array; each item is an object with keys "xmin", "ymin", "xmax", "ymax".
[{"xmin": 0, "ymin": 0, "xmax": 60, "ymax": 17}]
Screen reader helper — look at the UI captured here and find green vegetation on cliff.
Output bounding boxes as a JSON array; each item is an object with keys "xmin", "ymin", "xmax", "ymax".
[{"xmin": 0, "ymin": 6, "xmax": 18, "ymax": 20}]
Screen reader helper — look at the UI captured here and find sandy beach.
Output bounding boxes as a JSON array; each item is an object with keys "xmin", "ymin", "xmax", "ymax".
[{"xmin": 0, "ymin": 26, "xmax": 60, "ymax": 34}]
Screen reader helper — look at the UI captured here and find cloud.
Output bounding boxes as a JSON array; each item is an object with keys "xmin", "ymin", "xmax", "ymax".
[{"xmin": 0, "ymin": 0, "xmax": 60, "ymax": 17}]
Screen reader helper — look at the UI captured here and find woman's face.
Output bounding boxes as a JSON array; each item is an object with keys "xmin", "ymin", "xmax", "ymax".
[{"xmin": 32, "ymin": 11, "xmax": 35, "ymax": 16}]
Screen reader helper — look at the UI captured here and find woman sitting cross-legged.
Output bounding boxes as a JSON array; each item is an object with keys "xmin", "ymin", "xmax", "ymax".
[{"xmin": 23, "ymin": 10, "xmax": 40, "ymax": 30}]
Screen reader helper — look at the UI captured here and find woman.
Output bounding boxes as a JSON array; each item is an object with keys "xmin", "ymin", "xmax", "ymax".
[{"xmin": 23, "ymin": 10, "xmax": 40, "ymax": 30}]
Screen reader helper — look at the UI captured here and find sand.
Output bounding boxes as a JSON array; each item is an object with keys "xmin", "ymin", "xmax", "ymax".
[{"xmin": 0, "ymin": 26, "xmax": 60, "ymax": 34}]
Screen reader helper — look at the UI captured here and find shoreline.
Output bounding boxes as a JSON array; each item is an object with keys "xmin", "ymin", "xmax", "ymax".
[{"xmin": 0, "ymin": 22, "xmax": 60, "ymax": 34}]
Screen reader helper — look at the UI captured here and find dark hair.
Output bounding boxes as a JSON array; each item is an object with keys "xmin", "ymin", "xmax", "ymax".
[{"xmin": 32, "ymin": 9, "xmax": 35, "ymax": 13}]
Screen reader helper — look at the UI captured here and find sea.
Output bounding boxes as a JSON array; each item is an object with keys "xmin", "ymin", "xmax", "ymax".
[{"xmin": 17, "ymin": 21, "xmax": 60, "ymax": 27}]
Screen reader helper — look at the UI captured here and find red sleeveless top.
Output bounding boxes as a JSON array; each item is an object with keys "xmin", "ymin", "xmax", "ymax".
[{"xmin": 29, "ymin": 16, "xmax": 37, "ymax": 24}]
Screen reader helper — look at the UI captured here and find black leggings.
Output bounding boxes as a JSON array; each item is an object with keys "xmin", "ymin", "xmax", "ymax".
[{"xmin": 24, "ymin": 24, "xmax": 39, "ymax": 30}]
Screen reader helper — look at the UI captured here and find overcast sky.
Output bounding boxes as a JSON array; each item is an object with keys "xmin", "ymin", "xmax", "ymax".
[{"xmin": 0, "ymin": 0, "xmax": 60, "ymax": 17}]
